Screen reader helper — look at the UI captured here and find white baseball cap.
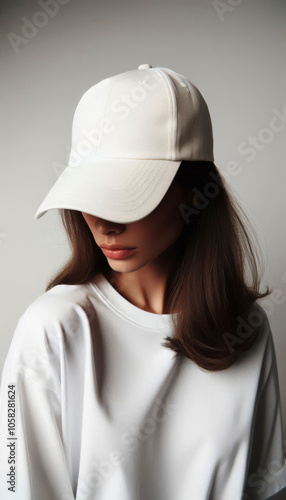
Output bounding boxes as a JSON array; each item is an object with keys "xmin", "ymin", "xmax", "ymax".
[{"xmin": 35, "ymin": 63, "xmax": 214, "ymax": 223}]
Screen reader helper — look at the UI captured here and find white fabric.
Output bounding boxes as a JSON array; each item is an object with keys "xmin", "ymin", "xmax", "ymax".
[{"xmin": 1, "ymin": 272, "xmax": 286, "ymax": 500}]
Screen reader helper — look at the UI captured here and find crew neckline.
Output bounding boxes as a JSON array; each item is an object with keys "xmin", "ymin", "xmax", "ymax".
[{"xmin": 88, "ymin": 272, "xmax": 179, "ymax": 331}]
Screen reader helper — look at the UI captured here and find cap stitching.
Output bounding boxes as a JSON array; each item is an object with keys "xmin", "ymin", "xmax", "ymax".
[
  {"xmin": 97, "ymin": 75, "xmax": 122, "ymax": 157},
  {"xmin": 155, "ymin": 69, "xmax": 177, "ymax": 159}
]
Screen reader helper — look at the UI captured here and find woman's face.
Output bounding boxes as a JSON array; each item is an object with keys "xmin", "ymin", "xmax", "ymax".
[{"xmin": 81, "ymin": 180, "xmax": 190, "ymax": 274}]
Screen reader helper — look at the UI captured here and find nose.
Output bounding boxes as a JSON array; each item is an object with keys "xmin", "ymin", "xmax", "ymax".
[{"xmin": 94, "ymin": 216, "xmax": 125, "ymax": 235}]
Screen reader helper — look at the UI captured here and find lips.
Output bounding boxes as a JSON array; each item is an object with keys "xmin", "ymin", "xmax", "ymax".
[
  {"xmin": 100, "ymin": 244, "xmax": 136, "ymax": 250},
  {"xmin": 100, "ymin": 245, "xmax": 136, "ymax": 260}
]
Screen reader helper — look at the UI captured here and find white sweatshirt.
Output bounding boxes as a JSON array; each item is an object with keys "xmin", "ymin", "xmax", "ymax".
[{"xmin": 0, "ymin": 272, "xmax": 286, "ymax": 500}]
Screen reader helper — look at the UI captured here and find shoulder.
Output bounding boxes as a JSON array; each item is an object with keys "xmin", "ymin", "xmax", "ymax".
[
  {"xmin": 249, "ymin": 300, "xmax": 271, "ymax": 331},
  {"xmin": 216, "ymin": 301, "xmax": 276, "ymax": 385},
  {"xmin": 6, "ymin": 282, "xmax": 96, "ymax": 366},
  {"xmin": 229, "ymin": 301, "xmax": 278, "ymax": 390},
  {"xmin": 222, "ymin": 301, "xmax": 272, "ymax": 363},
  {"xmin": 24, "ymin": 281, "xmax": 97, "ymax": 323},
  {"xmin": 248, "ymin": 301, "xmax": 275, "ymax": 358},
  {"xmin": 250, "ymin": 301, "xmax": 280, "ymax": 385}
]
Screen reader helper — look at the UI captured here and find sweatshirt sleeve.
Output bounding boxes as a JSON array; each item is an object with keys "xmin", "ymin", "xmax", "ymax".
[
  {"xmin": 0, "ymin": 301, "xmax": 75, "ymax": 500},
  {"xmin": 242, "ymin": 315, "xmax": 286, "ymax": 500}
]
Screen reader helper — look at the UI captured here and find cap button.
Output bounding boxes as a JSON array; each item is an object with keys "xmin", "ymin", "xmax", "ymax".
[{"xmin": 138, "ymin": 64, "xmax": 152, "ymax": 69}]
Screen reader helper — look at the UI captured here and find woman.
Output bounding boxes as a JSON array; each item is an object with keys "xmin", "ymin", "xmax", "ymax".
[{"xmin": 0, "ymin": 63, "xmax": 285, "ymax": 500}]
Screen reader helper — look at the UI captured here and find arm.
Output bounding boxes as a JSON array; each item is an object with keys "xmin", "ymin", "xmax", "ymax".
[
  {"xmin": 0, "ymin": 304, "xmax": 75, "ymax": 500},
  {"xmin": 242, "ymin": 316, "xmax": 286, "ymax": 500}
]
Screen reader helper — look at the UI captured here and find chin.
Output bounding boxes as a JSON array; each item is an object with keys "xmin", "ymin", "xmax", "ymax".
[{"xmin": 107, "ymin": 259, "xmax": 143, "ymax": 274}]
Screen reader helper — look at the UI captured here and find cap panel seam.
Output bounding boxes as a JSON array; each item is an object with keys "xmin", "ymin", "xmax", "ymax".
[
  {"xmin": 154, "ymin": 69, "xmax": 176, "ymax": 159},
  {"xmin": 96, "ymin": 75, "xmax": 122, "ymax": 157}
]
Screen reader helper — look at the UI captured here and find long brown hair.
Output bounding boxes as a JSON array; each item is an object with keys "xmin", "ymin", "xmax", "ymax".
[{"xmin": 45, "ymin": 160, "xmax": 271, "ymax": 372}]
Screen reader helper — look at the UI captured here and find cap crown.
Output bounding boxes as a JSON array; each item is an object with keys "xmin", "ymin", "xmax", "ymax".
[{"xmin": 68, "ymin": 64, "xmax": 214, "ymax": 167}]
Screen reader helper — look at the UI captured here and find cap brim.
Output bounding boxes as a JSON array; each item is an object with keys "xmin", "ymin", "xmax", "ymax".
[{"xmin": 35, "ymin": 158, "xmax": 182, "ymax": 223}]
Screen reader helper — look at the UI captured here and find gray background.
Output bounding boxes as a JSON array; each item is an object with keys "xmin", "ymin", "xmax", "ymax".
[{"xmin": 1, "ymin": 0, "xmax": 286, "ymax": 453}]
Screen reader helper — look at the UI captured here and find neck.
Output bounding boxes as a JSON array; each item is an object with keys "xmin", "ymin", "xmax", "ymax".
[{"xmin": 103, "ymin": 236, "xmax": 185, "ymax": 315}]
